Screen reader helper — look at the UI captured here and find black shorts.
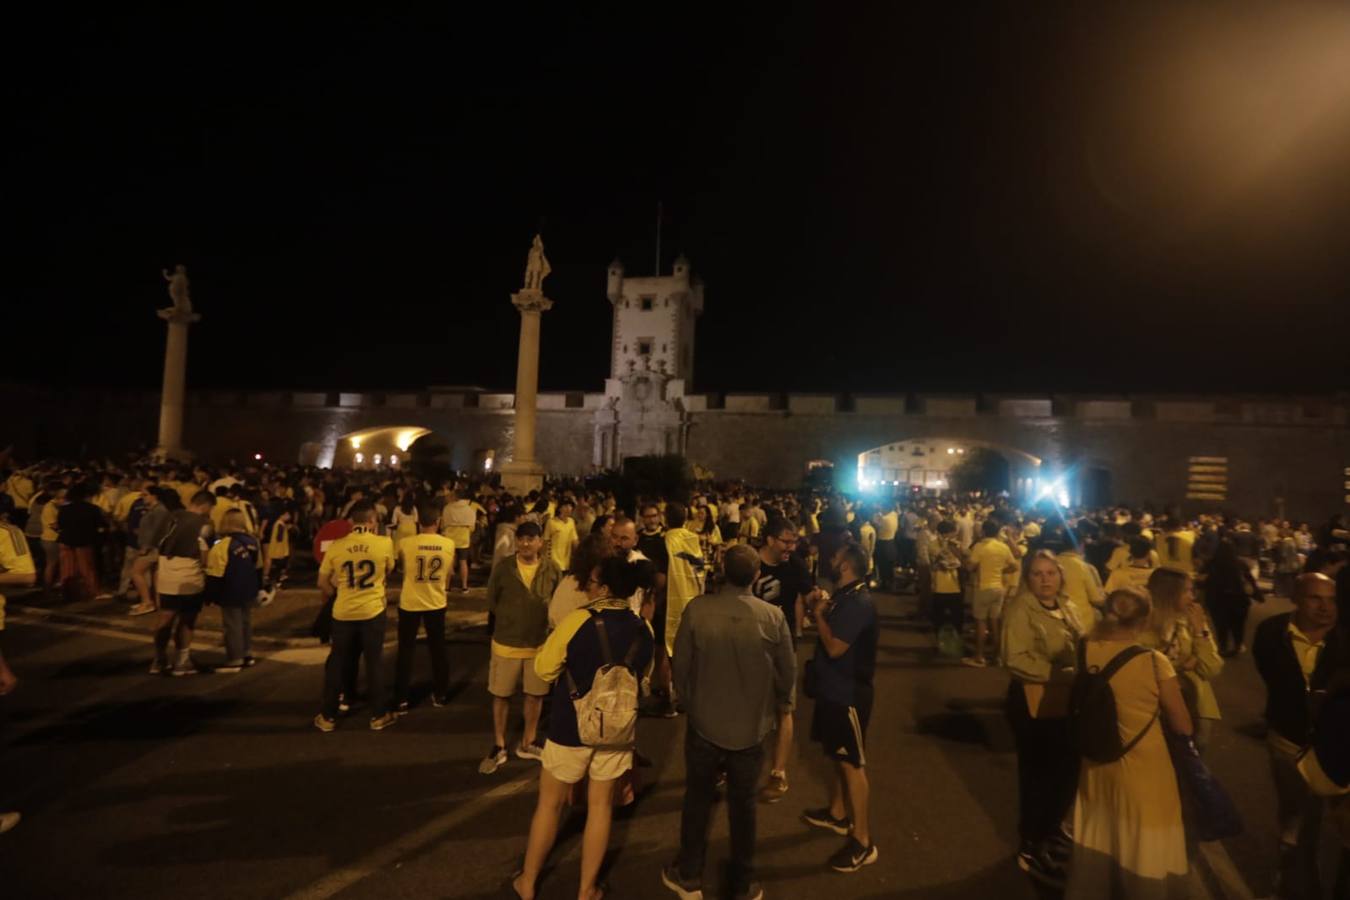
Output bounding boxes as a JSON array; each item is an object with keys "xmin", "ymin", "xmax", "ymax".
[
  {"xmin": 811, "ymin": 691, "xmax": 873, "ymax": 768},
  {"xmin": 453, "ymin": 548, "xmax": 470, "ymax": 566},
  {"xmin": 267, "ymin": 558, "xmax": 289, "ymax": 581},
  {"xmin": 160, "ymin": 593, "xmax": 204, "ymax": 617}
]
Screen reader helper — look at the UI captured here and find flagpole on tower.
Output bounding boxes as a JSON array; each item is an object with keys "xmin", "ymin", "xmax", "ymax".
[{"xmin": 654, "ymin": 200, "xmax": 662, "ymax": 276}]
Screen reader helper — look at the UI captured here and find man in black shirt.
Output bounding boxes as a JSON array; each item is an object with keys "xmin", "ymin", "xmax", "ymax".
[
  {"xmin": 56, "ymin": 482, "xmax": 106, "ymax": 602},
  {"xmin": 752, "ymin": 516, "xmax": 820, "ymax": 804},
  {"xmin": 637, "ymin": 502, "xmax": 673, "ymax": 710}
]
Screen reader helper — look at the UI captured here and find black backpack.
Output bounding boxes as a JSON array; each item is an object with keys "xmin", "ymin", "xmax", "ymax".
[{"xmin": 1069, "ymin": 641, "xmax": 1159, "ymax": 764}]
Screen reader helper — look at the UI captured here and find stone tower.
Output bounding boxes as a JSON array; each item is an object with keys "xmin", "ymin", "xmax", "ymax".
[{"xmin": 593, "ymin": 255, "xmax": 705, "ymax": 468}]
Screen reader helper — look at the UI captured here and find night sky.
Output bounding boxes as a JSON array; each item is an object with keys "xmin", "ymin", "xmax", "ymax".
[{"xmin": 9, "ymin": 4, "xmax": 1350, "ymax": 396}]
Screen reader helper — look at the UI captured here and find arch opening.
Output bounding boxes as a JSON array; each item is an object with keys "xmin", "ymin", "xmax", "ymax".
[
  {"xmin": 328, "ymin": 426, "xmax": 435, "ymax": 470},
  {"xmin": 856, "ymin": 437, "xmax": 1043, "ymax": 500}
]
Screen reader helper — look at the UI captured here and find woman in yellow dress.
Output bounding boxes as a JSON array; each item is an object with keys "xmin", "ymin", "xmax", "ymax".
[{"xmin": 1066, "ymin": 586, "xmax": 1193, "ymax": 900}]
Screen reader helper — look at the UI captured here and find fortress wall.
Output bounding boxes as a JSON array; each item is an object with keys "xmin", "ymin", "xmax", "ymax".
[{"xmin": 3, "ymin": 384, "xmax": 1345, "ymax": 519}]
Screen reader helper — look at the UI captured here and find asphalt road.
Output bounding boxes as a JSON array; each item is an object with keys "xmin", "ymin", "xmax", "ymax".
[{"xmin": 0, "ymin": 589, "xmax": 1331, "ymax": 899}]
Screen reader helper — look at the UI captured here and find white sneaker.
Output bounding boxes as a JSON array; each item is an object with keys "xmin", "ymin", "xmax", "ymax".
[
  {"xmin": 515, "ymin": 741, "xmax": 544, "ymax": 761},
  {"xmin": 172, "ymin": 658, "xmax": 199, "ymax": 677}
]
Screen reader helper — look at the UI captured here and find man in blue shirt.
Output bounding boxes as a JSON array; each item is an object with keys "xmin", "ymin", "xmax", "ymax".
[{"xmin": 802, "ymin": 542, "xmax": 880, "ymax": 873}]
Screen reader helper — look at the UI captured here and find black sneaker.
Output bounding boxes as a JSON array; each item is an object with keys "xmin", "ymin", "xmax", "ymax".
[
  {"xmin": 431, "ymin": 694, "xmax": 448, "ymax": 708},
  {"xmin": 659, "ymin": 864, "xmax": 703, "ymax": 899},
  {"xmin": 802, "ymin": 807, "xmax": 852, "ymax": 836},
  {"xmin": 337, "ymin": 693, "xmax": 351, "ymax": 715},
  {"xmin": 393, "ymin": 701, "xmax": 410, "ymax": 717},
  {"xmin": 732, "ymin": 882, "xmax": 763, "ymax": 900},
  {"xmin": 829, "ymin": 836, "xmax": 879, "ymax": 873},
  {"xmin": 1016, "ymin": 843, "xmax": 1066, "ymax": 889}
]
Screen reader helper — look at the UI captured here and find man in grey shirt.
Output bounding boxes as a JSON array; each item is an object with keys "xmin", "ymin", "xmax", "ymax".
[{"xmin": 662, "ymin": 544, "xmax": 796, "ymax": 900}]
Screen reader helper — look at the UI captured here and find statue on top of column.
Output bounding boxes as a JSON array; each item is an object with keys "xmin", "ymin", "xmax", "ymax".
[
  {"xmin": 522, "ymin": 234, "xmax": 551, "ymax": 293},
  {"xmin": 161, "ymin": 264, "xmax": 192, "ymax": 313}
]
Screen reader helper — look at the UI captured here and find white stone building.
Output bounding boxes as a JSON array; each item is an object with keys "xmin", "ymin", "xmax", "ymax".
[{"xmin": 592, "ymin": 254, "xmax": 704, "ymax": 467}]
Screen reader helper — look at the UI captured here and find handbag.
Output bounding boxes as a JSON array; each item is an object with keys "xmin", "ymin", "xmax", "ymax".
[{"xmin": 1167, "ymin": 731, "xmax": 1243, "ymax": 842}]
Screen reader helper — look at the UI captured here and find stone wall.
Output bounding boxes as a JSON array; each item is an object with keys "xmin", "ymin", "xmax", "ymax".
[{"xmin": 3, "ymin": 383, "xmax": 1346, "ymax": 519}]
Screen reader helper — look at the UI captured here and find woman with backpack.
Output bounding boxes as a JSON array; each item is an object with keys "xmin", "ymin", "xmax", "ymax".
[
  {"xmin": 512, "ymin": 556, "xmax": 654, "ymax": 900},
  {"xmin": 1001, "ymin": 549, "xmax": 1089, "ymax": 888},
  {"xmin": 1065, "ymin": 586, "xmax": 1193, "ymax": 900}
]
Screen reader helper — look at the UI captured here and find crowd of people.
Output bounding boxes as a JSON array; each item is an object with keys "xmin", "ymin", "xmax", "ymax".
[{"xmin": 0, "ymin": 453, "xmax": 1347, "ymax": 898}]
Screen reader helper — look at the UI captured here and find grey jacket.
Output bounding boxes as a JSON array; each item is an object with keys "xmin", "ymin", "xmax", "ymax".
[{"xmin": 673, "ymin": 584, "xmax": 796, "ymax": 751}]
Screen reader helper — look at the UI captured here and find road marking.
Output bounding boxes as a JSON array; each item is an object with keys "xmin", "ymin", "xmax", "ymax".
[
  {"xmin": 9, "ymin": 608, "xmax": 329, "ymax": 666},
  {"xmin": 282, "ymin": 769, "xmax": 538, "ymax": 900}
]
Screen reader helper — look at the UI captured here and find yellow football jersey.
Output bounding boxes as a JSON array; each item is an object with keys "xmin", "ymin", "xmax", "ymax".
[
  {"xmin": 398, "ymin": 533, "xmax": 456, "ymax": 611},
  {"xmin": 318, "ymin": 529, "xmax": 395, "ymax": 621}
]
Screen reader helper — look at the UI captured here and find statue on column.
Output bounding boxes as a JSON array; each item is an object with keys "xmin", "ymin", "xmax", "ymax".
[
  {"xmin": 522, "ymin": 234, "xmax": 551, "ymax": 292},
  {"xmin": 161, "ymin": 264, "xmax": 193, "ymax": 314}
]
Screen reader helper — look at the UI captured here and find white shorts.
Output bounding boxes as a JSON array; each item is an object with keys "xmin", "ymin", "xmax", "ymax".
[
  {"xmin": 541, "ymin": 739, "xmax": 633, "ymax": 785},
  {"xmin": 972, "ymin": 588, "xmax": 1006, "ymax": 621}
]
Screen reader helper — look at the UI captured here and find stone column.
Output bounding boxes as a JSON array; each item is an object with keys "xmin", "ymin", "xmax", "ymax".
[
  {"xmin": 499, "ymin": 290, "xmax": 552, "ymax": 494},
  {"xmin": 155, "ymin": 306, "xmax": 201, "ymax": 461}
]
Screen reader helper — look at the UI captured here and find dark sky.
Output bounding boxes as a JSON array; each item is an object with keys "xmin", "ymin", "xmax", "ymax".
[{"xmin": 9, "ymin": 4, "xmax": 1350, "ymax": 395}]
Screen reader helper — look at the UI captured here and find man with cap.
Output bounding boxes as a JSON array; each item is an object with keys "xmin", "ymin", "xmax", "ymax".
[{"xmin": 481, "ymin": 520, "xmax": 562, "ymax": 774}]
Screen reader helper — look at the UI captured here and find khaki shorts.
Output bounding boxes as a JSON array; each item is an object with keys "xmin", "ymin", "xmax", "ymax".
[
  {"xmin": 488, "ymin": 652, "xmax": 550, "ymax": 698},
  {"xmin": 972, "ymin": 587, "xmax": 1006, "ymax": 622},
  {"xmin": 541, "ymin": 738, "xmax": 633, "ymax": 785}
]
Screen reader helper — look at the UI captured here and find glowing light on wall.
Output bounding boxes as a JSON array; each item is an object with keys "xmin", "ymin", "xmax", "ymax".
[
  {"xmin": 396, "ymin": 429, "xmax": 430, "ymax": 452},
  {"xmin": 354, "ymin": 452, "xmax": 364, "ymax": 464}
]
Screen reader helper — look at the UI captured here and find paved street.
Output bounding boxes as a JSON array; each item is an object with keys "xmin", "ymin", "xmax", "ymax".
[{"xmin": 0, "ymin": 587, "xmax": 1332, "ymax": 899}]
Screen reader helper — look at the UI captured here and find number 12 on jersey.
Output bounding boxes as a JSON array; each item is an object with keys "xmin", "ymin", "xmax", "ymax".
[{"xmin": 414, "ymin": 555, "xmax": 444, "ymax": 583}]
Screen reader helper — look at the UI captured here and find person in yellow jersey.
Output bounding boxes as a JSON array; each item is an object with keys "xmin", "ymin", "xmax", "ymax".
[
  {"xmin": 38, "ymin": 482, "xmax": 65, "ymax": 596},
  {"xmin": 858, "ymin": 509, "xmax": 877, "ymax": 586},
  {"xmin": 314, "ymin": 502, "xmax": 398, "ymax": 733},
  {"xmin": 874, "ymin": 503, "xmax": 900, "ymax": 592},
  {"xmin": 544, "ymin": 498, "xmax": 579, "ymax": 572},
  {"xmin": 112, "ymin": 478, "xmax": 147, "ymax": 600},
  {"xmin": 204, "ymin": 509, "xmax": 262, "ymax": 672},
  {"xmin": 1054, "ymin": 529, "xmax": 1106, "ymax": 628},
  {"xmin": 663, "ymin": 502, "xmax": 704, "ymax": 680},
  {"xmin": 1106, "ymin": 523, "xmax": 1159, "ymax": 572},
  {"xmin": 1155, "ymin": 516, "xmax": 1196, "ymax": 575},
  {"xmin": 0, "ymin": 494, "xmax": 36, "ymax": 836},
  {"xmin": 3, "ymin": 467, "xmax": 35, "ymax": 530},
  {"xmin": 262, "ymin": 505, "xmax": 292, "ymax": 585},
  {"xmin": 394, "ymin": 504, "xmax": 454, "ymax": 715},
  {"xmin": 208, "ymin": 486, "xmax": 237, "ymax": 535},
  {"xmin": 964, "ymin": 518, "xmax": 1019, "ymax": 667},
  {"xmin": 0, "ymin": 494, "xmax": 38, "ymax": 695},
  {"xmin": 439, "ymin": 486, "xmax": 476, "ymax": 593},
  {"xmin": 1104, "ymin": 536, "xmax": 1157, "ymax": 594},
  {"xmin": 481, "ymin": 520, "xmax": 561, "ymax": 774},
  {"xmin": 176, "ymin": 469, "xmax": 206, "ymax": 509}
]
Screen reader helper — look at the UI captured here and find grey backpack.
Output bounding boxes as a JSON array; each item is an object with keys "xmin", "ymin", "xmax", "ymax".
[{"xmin": 564, "ymin": 613, "xmax": 641, "ymax": 748}]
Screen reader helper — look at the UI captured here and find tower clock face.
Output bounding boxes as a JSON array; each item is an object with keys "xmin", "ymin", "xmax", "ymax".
[{"xmin": 633, "ymin": 376, "xmax": 653, "ymax": 404}]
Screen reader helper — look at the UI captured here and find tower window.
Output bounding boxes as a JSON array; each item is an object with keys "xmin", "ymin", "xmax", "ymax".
[
  {"xmin": 638, "ymin": 340, "xmax": 652, "ymax": 356},
  {"xmin": 640, "ymin": 297, "xmax": 654, "ymax": 311}
]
